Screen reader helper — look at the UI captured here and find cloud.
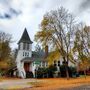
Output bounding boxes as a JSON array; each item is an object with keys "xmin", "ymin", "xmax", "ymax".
[
  {"xmin": 0, "ymin": 8, "xmax": 21, "ymax": 19},
  {"xmin": 0, "ymin": 0, "xmax": 90, "ymax": 50},
  {"xmin": 10, "ymin": 8, "xmax": 21, "ymax": 16},
  {"xmin": 0, "ymin": 0, "xmax": 22, "ymax": 19},
  {"xmin": 77, "ymin": 0, "xmax": 90, "ymax": 14},
  {"xmin": 80, "ymin": 0, "xmax": 90, "ymax": 10},
  {"xmin": 33, "ymin": 0, "xmax": 43, "ymax": 9},
  {"xmin": 0, "ymin": 13, "xmax": 11, "ymax": 19}
]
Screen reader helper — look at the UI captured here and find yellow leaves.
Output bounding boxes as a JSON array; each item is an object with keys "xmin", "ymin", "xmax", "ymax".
[
  {"xmin": 47, "ymin": 50, "xmax": 60, "ymax": 65},
  {"xmin": 84, "ymin": 26, "xmax": 90, "ymax": 33},
  {"xmin": 41, "ymin": 17, "xmax": 49, "ymax": 26},
  {"xmin": 68, "ymin": 51, "xmax": 76, "ymax": 64},
  {"xmin": 35, "ymin": 30, "xmax": 53, "ymax": 40},
  {"xmin": 35, "ymin": 14, "xmax": 55, "ymax": 46},
  {"xmin": 35, "ymin": 29, "xmax": 54, "ymax": 47}
]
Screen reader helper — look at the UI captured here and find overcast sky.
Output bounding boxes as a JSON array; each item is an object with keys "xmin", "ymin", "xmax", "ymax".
[{"xmin": 0, "ymin": 0, "xmax": 90, "ymax": 50}]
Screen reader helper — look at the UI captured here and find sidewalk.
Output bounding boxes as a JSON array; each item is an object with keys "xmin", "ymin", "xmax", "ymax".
[{"xmin": 0, "ymin": 79, "xmax": 36, "ymax": 90}]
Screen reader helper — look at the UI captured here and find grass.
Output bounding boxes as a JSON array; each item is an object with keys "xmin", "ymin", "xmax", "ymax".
[
  {"xmin": 0, "ymin": 76, "xmax": 90, "ymax": 90},
  {"xmin": 27, "ymin": 76, "xmax": 90, "ymax": 90},
  {"xmin": 27, "ymin": 81, "xmax": 44, "ymax": 87}
]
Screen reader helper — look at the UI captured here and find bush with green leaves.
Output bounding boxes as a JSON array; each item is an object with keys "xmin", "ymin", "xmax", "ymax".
[
  {"xmin": 60, "ymin": 65, "xmax": 77, "ymax": 77},
  {"xmin": 35, "ymin": 65, "xmax": 57, "ymax": 78}
]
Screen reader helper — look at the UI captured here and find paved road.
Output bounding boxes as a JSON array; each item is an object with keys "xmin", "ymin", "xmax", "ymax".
[
  {"xmin": 60, "ymin": 84, "xmax": 90, "ymax": 90},
  {"xmin": 0, "ymin": 79, "xmax": 37, "ymax": 90}
]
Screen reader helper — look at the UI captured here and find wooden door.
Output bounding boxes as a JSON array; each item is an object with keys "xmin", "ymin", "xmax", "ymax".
[{"xmin": 24, "ymin": 63, "xmax": 30, "ymax": 72}]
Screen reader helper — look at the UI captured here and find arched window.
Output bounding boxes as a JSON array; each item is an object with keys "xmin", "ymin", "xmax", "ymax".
[
  {"xmin": 54, "ymin": 60, "xmax": 57, "ymax": 66},
  {"xmin": 58, "ymin": 61, "xmax": 60, "ymax": 66}
]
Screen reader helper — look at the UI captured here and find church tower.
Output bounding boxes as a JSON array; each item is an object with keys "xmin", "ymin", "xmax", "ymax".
[
  {"xmin": 18, "ymin": 28, "xmax": 33, "ymax": 58},
  {"xmin": 16, "ymin": 28, "xmax": 33, "ymax": 78}
]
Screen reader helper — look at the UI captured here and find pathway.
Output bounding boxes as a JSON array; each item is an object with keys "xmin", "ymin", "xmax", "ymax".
[{"xmin": 0, "ymin": 79, "xmax": 37, "ymax": 90}]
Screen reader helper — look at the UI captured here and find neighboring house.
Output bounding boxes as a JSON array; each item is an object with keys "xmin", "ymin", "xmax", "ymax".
[{"xmin": 15, "ymin": 28, "xmax": 76, "ymax": 78}]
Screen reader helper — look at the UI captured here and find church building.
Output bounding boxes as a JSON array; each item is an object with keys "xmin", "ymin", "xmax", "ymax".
[
  {"xmin": 15, "ymin": 28, "xmax": 75, "ymax": 78},
  {"xmin": 16, "ymin": 28, "xmax": 33, "ymax": 78}
]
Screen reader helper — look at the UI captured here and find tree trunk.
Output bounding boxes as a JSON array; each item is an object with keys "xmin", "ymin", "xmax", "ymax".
[
  {"xmin": 84, "ymin": 70, "xmax": 86, "ymax": 79},
  {"xmin": 63, "ymin": 57, "xmax": 69, "ymax": 80},
  {"xmin": 65, "ymin": 64, "xmax": 69, "ymax": 80}
]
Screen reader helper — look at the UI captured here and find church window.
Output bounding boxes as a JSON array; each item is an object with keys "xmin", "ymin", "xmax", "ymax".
[
  {"xmin": 46, "ymin": 62, "xmax": 48, "ymax": 66},
  {"xmin": 58, "ymin": 61, "xmax": 60, "ymax": 66},
  {"xmin": 23, "ymin": 52, "xmax": 24, "ymax": 56},
  {"xmin": 25, "ymin": 43, "xmax": 27, "ymax": 50},
  {"xmin": 23, "ymin": 43, "xmax": 28, "ymax": 50},
  {"xmin": 42, "ymin": 62, "xmax": 45, "ymax": 67},
  {"xmin": 54, "ymin": 60, "xmax": 57, "ymax": 66},
  {"xmin": 27, "ymin": 52, "xmax": 29, "ymax": 57},
  {"xmin": 54, "ymin": 60, "xmax": 56, "ymax": 63},
  {"xmin": 27, "ymin": 43, "xmax": 29, "ymax": 50},
  {"xmin": 23, "ymin": 43, "xmax": 25, "ymax": 50},
  {"xmin": 54, "ymin": 63, "xmax": 57, "ymax": 66},
  {"xmin": 25, "ymin": 52, "xmax": 27, "ymax": 56}
]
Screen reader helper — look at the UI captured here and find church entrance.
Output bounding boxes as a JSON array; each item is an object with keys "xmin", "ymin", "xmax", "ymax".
[
  {"xmin": 24, "ymin": 62, "xmax": 30, "ymax": 72},
  {"xmin": 24, "ymin": 62, "xmax": 33, "ymax": 78}
]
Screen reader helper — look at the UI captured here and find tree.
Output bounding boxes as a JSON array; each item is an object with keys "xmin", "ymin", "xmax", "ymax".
[
  {"xmin": 0, "ymin": 31, "xmax": 12, "ymax": 74},
  {"xmin": 8, "ymin": 49, "xmax": 17, "ymax": 69},
  {"xmin": 73, "ymin": 24, "xmax": 90, "ymax": 78},
  {"xmin": 47, "ymin": 49, "xmax": 60, "ymax": 65},
  {"xmin": 35, "ymin": 7, "xmax": 76, "ymax": 79},
  {"xmin": 35, "ymin": 44, "xmax": 43, "ymax": 52}
]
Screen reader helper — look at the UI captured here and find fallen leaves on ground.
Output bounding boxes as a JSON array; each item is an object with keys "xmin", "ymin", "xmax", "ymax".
[{"xmin": 27, "ymin": 76, "xmax": 90, "ymax": 90}]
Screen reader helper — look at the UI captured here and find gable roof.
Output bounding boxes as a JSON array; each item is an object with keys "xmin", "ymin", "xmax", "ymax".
[
  {"xmin": 32, "ymin": 51, "xmax": 45, "ymax": 58},
  {"xmin": 21, "ymin": 51, "xmax": 47, "ymax": 62},
  {"xmin": 18, "ymin": 28, "xmax": 33, "ymax": 44}
]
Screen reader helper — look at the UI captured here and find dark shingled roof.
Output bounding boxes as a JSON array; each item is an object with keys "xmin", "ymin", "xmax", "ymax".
[
  {"xmin": 21, "ymin": 57, "xmax": 47, "ymax": 62},
  {"xmin": 18, "ymin": 28, "xmax": 33, "ymax": 44}
]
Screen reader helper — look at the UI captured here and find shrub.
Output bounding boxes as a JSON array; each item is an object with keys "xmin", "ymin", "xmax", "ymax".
[
  {"xmin": 26, "ymin": 71, "xmax": 33, "ymax": 78},
  {"xmin": 47, "ymin": 65, "xmax": 57, "ymax": 78},
  {"xmin": 35, "ymin": 65, "xmax": 57, "ymax": 78},
  {"xmin": 60, "ymin": 65, "xmax": 77, "ymax": 77}
]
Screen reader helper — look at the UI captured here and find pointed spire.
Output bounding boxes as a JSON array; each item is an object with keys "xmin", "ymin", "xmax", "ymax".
[{"xmin": 18, "ymin": 28, "xmax": 33, "ymax": 44}]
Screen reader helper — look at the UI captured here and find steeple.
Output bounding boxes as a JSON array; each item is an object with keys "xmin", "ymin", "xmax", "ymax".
[{"xmin": 18, "ymin": 28, "xmax": 33, "ymax": 44}]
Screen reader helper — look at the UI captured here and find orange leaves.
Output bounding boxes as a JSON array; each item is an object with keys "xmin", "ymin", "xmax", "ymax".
[{"xmin": 0, "ymin": 61, "xmax": 8, "ymax": 69}]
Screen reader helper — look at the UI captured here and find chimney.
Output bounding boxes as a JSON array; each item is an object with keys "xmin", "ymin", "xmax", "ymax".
[{"xmin": 45, "ymin": 45, "xmax": 48, "ymax": 57}]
